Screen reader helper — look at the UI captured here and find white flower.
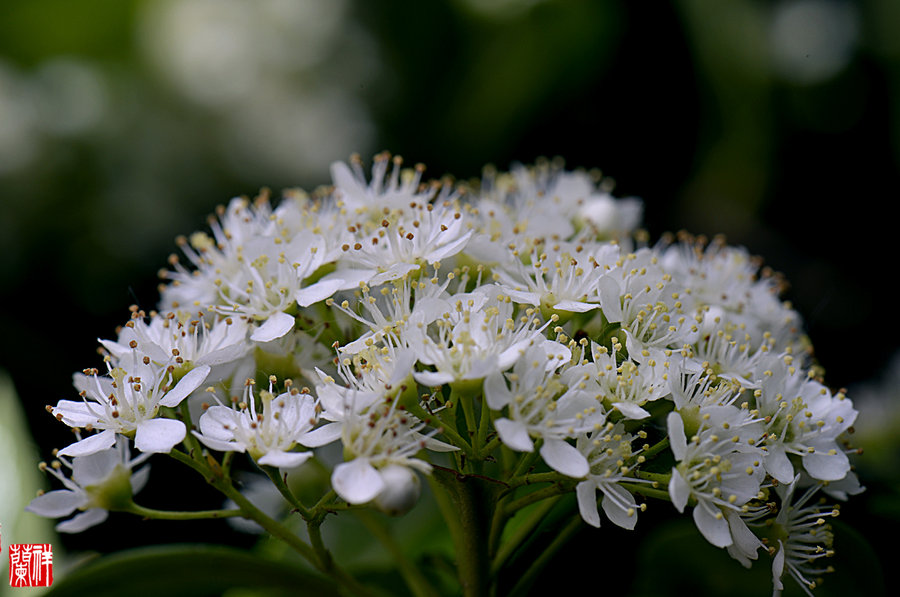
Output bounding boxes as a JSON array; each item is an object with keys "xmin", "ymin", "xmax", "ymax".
[
  {"xmin": 160, "ymin": 196, "xmax": 278, "ymax": 312},
  {"xmin": 598, "ymin": 249, "xmax": 699, "ymax": 361},
  {"xmin": 576, "ymin": 340, "xmax": 670, "ymax": 420},
  {"xmin": 484, "ymin": 342, "xmax": 596, "ymax": 478},
  {"xmin": 335, "ymin": 192, "xmax": 473, "ymax": 286},
  {"xmin": 768, "ymin": 478, "xmax": 839, "ymax": 597},
  {"xmin": 161, "ymin": 194, "xmax": 358, "ymax": 344},
  {"xmin": 327, "ymin": 273, "xmax": 449, "ymax": 355},
  {"xmin": 328, "ymin": 394, "xmax": 455, "ymax": 505},
  {"xmin": 492, "ymin": 241, "xmax": 619, "ymax": 315},
  {"xmin": 330, "ymin": 152, "xmax": 433, "ymax": 216},
  {"xmin": 755, "ymin": 355, "xmax": 857, "ymax": 484},
  {"xmin": 667, "ymin": 407, "xmax": 765, "ymax": 549},
  {"xmin": 310, "ymin": 361, "xmax": 455, "ymax": 505},
  {"xmin": 469, "ymin": 163, "xmax": 580, "ymax": 249},
  {"xmin": 574, "ymin": 422, "xmax": 646, "ymax": 529},
  {"xmin": 406, "ymin": 286, "xmax": 561, "ymax": 388},
  {"xmin": 51, "ymin": 352, "xmax": 210, "ymax": 457},
  {"xmin": 100, "ymin": 310, "xmax": 250, "ymax": 371},
  {"xmin": 659, "ymin": 238, "xmax": 803, "ymax": 353},
  {"xmin": 26, "ymin": 437, "xmax": 150, "ymax": 533},
  {"xmin": 576, "ymin": 192, "xmax": 643, "ymax": 240},
  {"xmin": 688, "ymin": 322, "xmax": 770, "ymax": 389},
  {"xmin": 194, "ymin": 378, "xmax": 319, "ymax": 469}
]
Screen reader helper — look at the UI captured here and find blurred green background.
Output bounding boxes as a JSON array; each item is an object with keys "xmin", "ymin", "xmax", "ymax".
[{"xmin": 1, "ymin": 0, "xmax": 898, "ymax": 594}]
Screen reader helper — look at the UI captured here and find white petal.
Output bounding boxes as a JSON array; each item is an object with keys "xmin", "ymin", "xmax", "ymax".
[
  {"xmin": 802, "ymin": 449, "xmax": 850, "ymax": 482},
  {"xmin": 502, "ymin": 288, "xmax": 540, "ymax": 306},
  {"xmin": 551, "ymin": 300, "xmax": 601, "ymax": 313},
  {"xmin": 196, "ymin": 343, "xmax": 250, "ymax": 367},
  {"xmin": 71, "ymin": 449, "xmax": 119, "ymax": 486},
  {"xmin": 134, "ymin": 418, "xmax": 186, "ymax": 453},
  {"xmin": 331, "ymin": 161, "xmax": 363, "ymax": 194},
  {"xmin": 612, "ymin": 402, "xmax": 651, "ymax": 420},
  {"xmin": 540, "ymin": 439, "xmax": 589, "ymax": 478},
  {"xmin": 495, "ymin": 418, "xmax": 533, "ymax": 452},
  {"xmin": 725, "ymin": 509, "xmax": 761, "ymax": 562},
  {"xmin": 597, "ymin": 275, "xmax": 623, "ymax": 322},
  {"xmin": 426, "ymin": 230, "xmax": 473, "ymax": 262},
  {"xmin": 370, "ymin": 263, "xmax": 421, "ymax": 286},
  {"xmin": 257, "ymin": 450, "xmax": 312, "ymax": 469},
  {"xmin": 413, "ymin": 370, "xmax": 455, "ymax": 387},
  {"xmin": 52, "ymin": 400, "xmax": 102, "ymax": 428},
  {"xmin": 328, "ymin": 268, "xmax": 376, "ymax": 288},
  {"xmin": 538, "ymin": 340, "xmax": 572, "ymax": 372},
  {"xmin": 497, "ymin": 339, "xmax": 532, "ymax": 371},
  {"xmin": 669, "ymin": 469, "xmax": 690, "ymax": 513},
  {"xmin": 98, "ymin": 339, "xmax": 133, "ymax": 361},
  {"xmin": 299, "ymin": 422, "xmax": 343, "ymax": 448},
  {"xmin": 250, "ymin": 312, "xmax": 295, "ymax": 343},
  {"xmin": 693, "ymin": 502, "xmax": 732, "ymax": 548},
  {"xmin": 772, "ymin": 541, "xmax": 786, "ymax": 591},
  {"xmin": 296, "ymin": 279, "xmax": 343, "ymax": 307},
  {"xmin": 601, "ymin": 485, "xmax": 638, "ymax": 530},
  {"xmin": 820, "ymin": 471, "xmax": 865, "ymax": 501},
  {"xmin": 575, "ymin": 481, "xmax": 601, "ymax": 528},
  {"xmin": 193, "ymin": 431, "xmax": 244, "ymax": 453},
  {"xmin": 58, "ymin": 429, "xmax": 117, "ymax": 458},
  {"xmin": 483, "ymin": 372, "xmax": 511, "ymax": 410},
  {"xmin": 56, "ymin": 508, "xmax": 108, "ymax": 533},
  {"xmin": 26, "ymin": 490, "xmax": 86, "ymax": 518},
  {"xmin": 159, "ymin": 365, "xmax": 211, "ymax": 407},
  {"xmin": 765, "ymin": 443, "xmax": 795, "ymax": 484},
  {"xmin": 197, "ymin": 406, "xmax": 239, "ymax": 441},
  {"xmin": 331, "ymin": 459, "xmax": 385, "ymax": 504},
  {"xmin": 667, "ymin": 412, "xmax": 687, "ymax": 461}
]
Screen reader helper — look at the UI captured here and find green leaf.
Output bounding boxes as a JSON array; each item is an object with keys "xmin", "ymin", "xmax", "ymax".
[{"xmin": 43, "ymin": 544, "xmax": 341, "ymax": 597}]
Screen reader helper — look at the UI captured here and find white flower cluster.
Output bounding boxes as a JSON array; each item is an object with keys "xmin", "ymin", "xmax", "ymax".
[{"xmin": 31, "ymin": 153, "xmax": 860, "ymax": 595}]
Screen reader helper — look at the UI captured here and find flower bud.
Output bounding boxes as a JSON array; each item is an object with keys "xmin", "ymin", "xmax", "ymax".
[{"xmin": 373, "ymin": 465, "xmax": 420, "ymax": 516}]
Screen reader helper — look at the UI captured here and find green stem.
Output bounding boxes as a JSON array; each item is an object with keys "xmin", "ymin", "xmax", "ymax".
[
  {"xmin": 619, "ymin": 482, "xmax": 673, "ymax": 503},
  {"xmin": 509, "ymin": 443, "xmax": 542, "ymax": 479},
  {"xmin": 491, "ymin": 496, "xmax": 561, "ymax": 575},
  {"xmin": 307, "ymin": 520, "xmax": 332, "ymax": 570},
  {"xmin": 406, "ymin": 399, "xmax": 474, "ymax": 459},
  {"xmin": 641, "ymin": 436, "xmax": 670, "ymax": 461},
  {"xmin": 476, "ymin": 394, "xmax": 492, "ymax": 457},
  {"xmin": 457, "ymin": 390, "xmax": 478, "ymax": 453},
  {"xmin": 179, "ymin": 401, "xmax": 202, "ymax": 457},
  {"xmin": 310, "ymin": 489, "xmax": 339, "ymax": 515},
  {"xmin": 503, "ymin": 483, "xmax": 570, "ymax": 517},
  {"xmin": 168, "ymin": 450, "xmax": 375, "ymax": 597},
  {"xmin": 429, "ymin": 468, "xmax": 496, "ymax": 597},
  {"xmin": 262, "ymin": 465, "xmax": 313, "ymax": 519},
  {"xmin": 488, "ymin": 493, "xmax": 509, "ymax": 561},
  {"xmin": 478, "ymin": 435, "xmax": 503, "ymax": 460},
  {"xmin": 221, "ymin": 450, "xmax": 235, "ymax": 477},
  {"xmin": 169, "ymin": 446, "xmax": 212, "ymax": 474},
  {"xmin": 635, "ymin": 470, "xmax": 671, "ymax": 487},
  {"xmin": 124, "ymin": 502, "xmax": 243, "ymax": 520},
  {"xmin": 354, "ymin": 510, "xmax": 442, "ymax": 597},
  {"xmin": 505, "ymin": 471, "xmax": 567, "ymax": 491}
]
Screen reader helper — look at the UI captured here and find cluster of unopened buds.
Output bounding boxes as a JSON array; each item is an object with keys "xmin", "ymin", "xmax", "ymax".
[{"xmin": 29, "ymin": 152, "xmax": 862, "ymax": 596}]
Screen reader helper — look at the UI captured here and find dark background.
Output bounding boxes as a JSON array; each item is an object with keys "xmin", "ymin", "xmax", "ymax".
[{"xmin": 1, "ymin": 1, "xmax": 897, "ymax": 595}]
